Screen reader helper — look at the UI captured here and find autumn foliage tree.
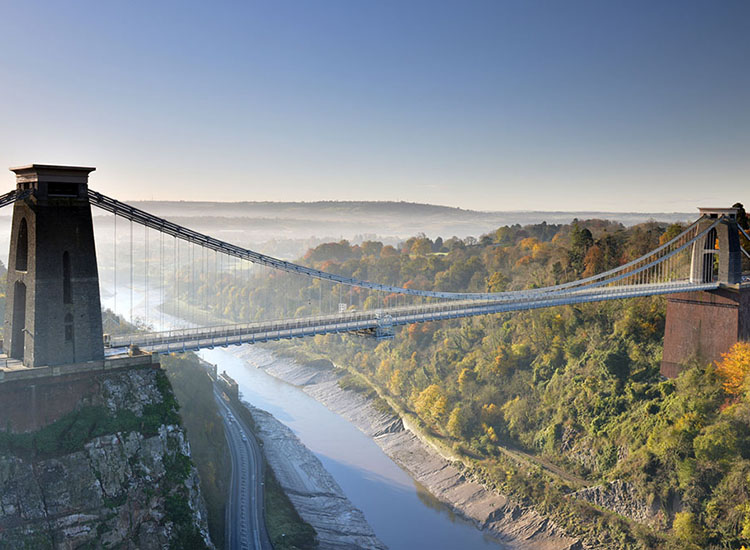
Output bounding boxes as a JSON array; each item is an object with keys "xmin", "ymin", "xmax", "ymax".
[{"xmin": 715, "ymin": 341, "xmax": 750, "ymax": 397}]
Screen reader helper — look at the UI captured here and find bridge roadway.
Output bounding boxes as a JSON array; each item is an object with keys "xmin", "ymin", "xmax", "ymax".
[{"xmin": 108, "ymin": 280, "xmax": 720, "ymax": 353}]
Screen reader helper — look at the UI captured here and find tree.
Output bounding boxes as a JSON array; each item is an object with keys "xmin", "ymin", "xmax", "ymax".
[
  {"xmin": 660, "ymin": 223, "xmax": 685, "ymax": 245},
  {"xmin": 414, "ymin": 384, "xmax": 449, "ymax": 425},
  {"xmin": 693, "ymin": 421, "xmax": 738, "ymax": 462},
  {"xmin": 568, "ymin": 222, "xmax": 594, "ymax": 274},
  {"xmin": 389, "ymin": 369, "xmax": 405, "ymax": 396},
  {"xmin": 447, "ymin": 406, "xmax": 470, "ymax": 438},
  {"xmin": 494, "ymin": 226, "xmax": 514, "ymax": 245},
  {"xmin": 742, "ymin": 503, "xmax": 750, "ymax": 539},
  {"xmin": 733, "ymin": 202, "xmax": 748, "ymax": 229},
  {"xmin": 410, "ymin": 237, "xmax": 433, "ymax": 256},
  {"xmin": 551, "ymin": 261, "xmax": 564, "ymax": 283},
  {"xmin": 582, "ymin": 244, "xmax": 605, "ymax": 277},
  {"xmin": 501, "ymin": 396, "xmax": 533, "ymax": 437},
  {"xmin": 672, "ymin": 511, "xmax": 707, "ymax": 548},
  {"xmin": 360, "ymin": 241, "xmax": 383, "ymax": 257},
  {"xmin": 458, "ymin": 367, "xmax": 477, "ymax": 398},
  {"xmin": 486, "ymin": 271, "xmax": 509, "ymax": 292},
  {"xmin": 601, "ymin": 341, "xmax": 630, "ymax": 385},
  {"xmin": 715, "ymin": 341, "xmax": 750, "ymax": 397}
]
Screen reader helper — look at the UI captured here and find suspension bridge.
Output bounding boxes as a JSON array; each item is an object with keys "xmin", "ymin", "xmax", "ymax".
[{"xmin": 1, "ymin": 165, "xmax": 749, "ymax": 372}]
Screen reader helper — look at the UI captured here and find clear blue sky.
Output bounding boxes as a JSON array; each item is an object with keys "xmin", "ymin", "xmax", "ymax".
[{"xmin": 0, "ymin": 1, "xmax": 747, "ymax": 211}]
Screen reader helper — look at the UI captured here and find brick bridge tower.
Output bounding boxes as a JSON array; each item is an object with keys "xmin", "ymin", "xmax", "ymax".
[
  {"xmin": 3, "ymin": 164, "xmax": 104, "ymax": 367},
  {"xmin": 661, "ymin": 207, "xmax": 750, "ymax": 377}
]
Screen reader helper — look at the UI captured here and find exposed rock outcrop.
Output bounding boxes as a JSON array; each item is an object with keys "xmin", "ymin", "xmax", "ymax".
[
  {"xmin": 571, "ymin": 480, "xmax": 660, "ymax": 526},
  {"xmin": 0, "ymin": 367, "xmax": 213, "ymax": 549}
]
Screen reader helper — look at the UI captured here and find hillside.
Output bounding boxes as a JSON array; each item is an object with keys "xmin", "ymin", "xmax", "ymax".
[{"xmin": 172, "ymin": 211, "xmax": 750, "ymax": 549}]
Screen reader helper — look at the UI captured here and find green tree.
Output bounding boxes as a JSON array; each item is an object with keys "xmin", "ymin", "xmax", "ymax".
[
  {"xmin": 568, "ymin": 222, "xmax": 594, "ymax": 274},
  {"xmin": 486, "ymin": 271, "xmax": 509, "ymax": 292},
  {"xmin": 693, "ymin": 422, "xmax": 738, "ymax": 463},
  {"xmin": 447, "ymin": 406, "xmax": 470, "ymax": 438},
  {"xmin": 672, "ymin": 511, "xmax": 706, "ymax": 549}
]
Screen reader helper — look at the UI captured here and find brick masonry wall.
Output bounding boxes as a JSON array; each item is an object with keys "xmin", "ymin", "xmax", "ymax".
[
  {"xmin": 0, "ymin": 362, "xmax": 159, "ymax": 433},
  {"xmin": 661, "ymin": 288, "xmax": 745, "ymax": 377}
]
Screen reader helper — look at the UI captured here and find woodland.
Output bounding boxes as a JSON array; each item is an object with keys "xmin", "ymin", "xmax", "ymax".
[{"xmin": 173, "ymin": 205, "xmax": 750, "ymax": 549}]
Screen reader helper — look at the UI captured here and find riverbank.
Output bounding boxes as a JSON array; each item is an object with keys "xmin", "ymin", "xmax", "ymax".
[
  {"xmin": 159, "ymin": 299, "xmax": 511, "ymax": 549},
  {"xmin": 240, "ymin": 402, "xmax": 387, "ymax": 550},
  {"xmin": 228, "ymin": 345, "xmax": 582, "ymax": 550}
]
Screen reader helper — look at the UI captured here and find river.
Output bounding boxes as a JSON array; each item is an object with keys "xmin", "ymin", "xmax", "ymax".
[{"xmin": 103, "ymin": 286, "xmax": 505, "ymax": 550}]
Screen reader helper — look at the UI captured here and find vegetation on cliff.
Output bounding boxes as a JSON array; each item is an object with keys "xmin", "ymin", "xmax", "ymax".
[{"xmin": 161, "ymin": 352, "xmax": 231, "ymax": 549}]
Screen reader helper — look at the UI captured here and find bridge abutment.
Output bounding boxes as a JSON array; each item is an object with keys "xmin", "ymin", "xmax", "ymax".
[
  {"xmin": 662, "ymin": 207, "xmax": 748, "ymax": 378},
  {"xmin": 661, "ymin": 286, "xmax": 750, "ymax": 377},
  {"xmin": 0, "ymin": 354, "xmax": 158, "ymax": 433}
]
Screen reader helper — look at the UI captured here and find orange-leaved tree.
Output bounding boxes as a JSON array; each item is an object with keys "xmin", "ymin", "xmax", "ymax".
[{"xmin": 715, "ymin": 341, "xmax": 750, "ymax": 397}]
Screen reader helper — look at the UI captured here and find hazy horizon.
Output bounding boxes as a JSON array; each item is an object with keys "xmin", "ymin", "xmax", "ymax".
[
  {"xmin": 0, "ymin": 197, "xmax": 699, "ymax": 265},
  {"xmin": 110, "ymin": 197, "xmax": 703, "ymax": 216}
]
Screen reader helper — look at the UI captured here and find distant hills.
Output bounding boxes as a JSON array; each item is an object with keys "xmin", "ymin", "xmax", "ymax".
[
  {"xmin": 0, "ymin": 200, "xmax": 697, "ymax": 262},
  {"xmin": 117, "ymin": 200, "xmax": 694, "ymax": 240}
]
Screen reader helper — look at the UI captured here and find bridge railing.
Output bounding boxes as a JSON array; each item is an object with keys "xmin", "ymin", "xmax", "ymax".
[{"xmin": 110, "ymin": 280, "xmax": 717, "ymax": 352}]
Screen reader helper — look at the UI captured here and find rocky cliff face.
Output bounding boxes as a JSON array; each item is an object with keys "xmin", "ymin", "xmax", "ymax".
[
  {"xmin": 0, "ymin": 366, "xmax": 213, "ymax": 549},
  {"xmin": 571, "ymin": 480, "xmax": 661, "ymax": 527}
]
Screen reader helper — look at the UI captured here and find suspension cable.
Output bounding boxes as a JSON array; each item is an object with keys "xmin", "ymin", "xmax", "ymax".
[
  {"xmin": 738, "ymin": 225, "xmax": 750, "ymax": 260},
  {"xmin": 174, "ymin": 236, "xmax": 178, "ymax": 326},
  {"xmin": 130, "ymin": 218, "xmax": 134, "ymax": 324},
  {"xmin": 113, "ymin": 211, "xmax": 117, "ymax": 317},
  {"xmin": 160, "ymin": 230, "xmax": 164, "ymax": 329},
  {"xmin": 0, "ymin": 189, "xmax": 31, "ymax": 210},
  {"xmin": 89, "ymin": 189, "xmax": 711, "ymax": 300},
  {"xmin": 144, "ymin": 223, "xmax": 149, "ymax": 328}
]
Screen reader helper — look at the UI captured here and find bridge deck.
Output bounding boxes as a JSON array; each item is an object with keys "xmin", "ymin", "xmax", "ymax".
[{"xmin": 109, "ymin": 280, "xmax": 720, "ymax": 354}]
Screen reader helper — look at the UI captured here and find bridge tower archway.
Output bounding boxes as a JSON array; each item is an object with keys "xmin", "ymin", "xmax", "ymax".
[
  {"xmin": 689, "ymin": 208, "xmax": 742, "ymax": 285},
  {"xmin": 10, "ymin": 281, "xmax": 26, "ymax": 360},
  {"xmin": 699, "ymin": 227, "xmax": 718, "ymax": 283}
]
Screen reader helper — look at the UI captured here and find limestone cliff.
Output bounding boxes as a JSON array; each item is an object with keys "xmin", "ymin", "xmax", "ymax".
[{"xmin": 0, "ymin": 366, "xmax": 213, "ymax": 549}]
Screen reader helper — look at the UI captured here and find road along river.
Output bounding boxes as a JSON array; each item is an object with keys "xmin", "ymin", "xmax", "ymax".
[{"xmin": 215, "ymin": 388, "xmax": 272, "ymax": 550}]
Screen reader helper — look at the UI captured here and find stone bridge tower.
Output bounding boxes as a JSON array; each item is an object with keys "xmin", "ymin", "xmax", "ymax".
[
  {"xmin": 662, "ymin": 207, "xmax": 749, "ymax": 377},
  {"xmin": 3, "ymin": 165, "xmax": 104, "ymax": 367}
]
